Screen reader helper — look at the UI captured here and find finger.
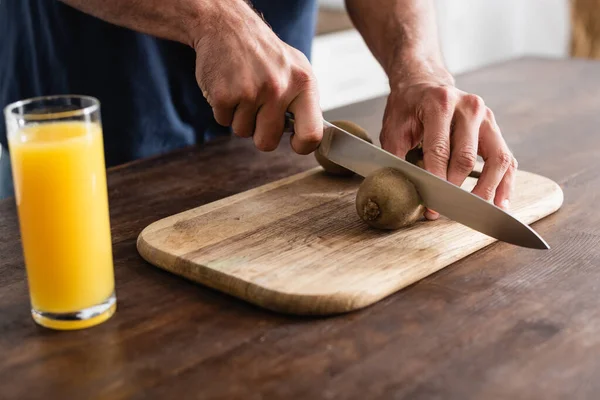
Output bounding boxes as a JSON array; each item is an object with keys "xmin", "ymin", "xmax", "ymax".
[
  {"xmin": 421, "ymin": 90, "xmax": 456, "ymax": 181},
  {"xmin": 490, "ymin": 108, "xmax": 517, "ymax": 208},
  {"xmin": 471, "ymin": 116, "xmax": 513, "ymax": 203},
  {"xmin": 213, "ymin": 106, "xmax": 235, "ymax": 127},
  {"xmin": 494, "ymin": 155, "xmax": 517, "ymax": 210},
  {"xmin": 253, "ymin": 102, "xmax": 286, "ymax": 152},
  {"xmin": 424, "ymin": 209, "xmax": 440, "ymax": 221},
  {"xmin": 287, "ymin": 89, "xmax": 323, "ymax": 155},
  {"xmin": 447, "ymin": 94, "xmax": 485, "ymax": 187},
  {"xmin": 421, "ymin": 88, "xmax": 456, "ymax": 221},
  {"xmin": 206, "ymin": 88, "xmax": 237, "ymax": 127},
  {"xmin": 231, "ymin": 103, "xmax": 258, "ymax": 138}
]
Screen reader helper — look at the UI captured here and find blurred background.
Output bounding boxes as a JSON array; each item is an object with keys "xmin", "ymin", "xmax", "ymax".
[{"xmin": 312, "ymin": 0, "xmax": 572, "ymax": 111}]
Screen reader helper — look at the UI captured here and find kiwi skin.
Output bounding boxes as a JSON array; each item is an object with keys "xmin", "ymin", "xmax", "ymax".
[
  {"xmin": 356, "ymin": 167, "xmax": 425, "ymax": 230},
  {"xmin": 315, "ymin": 120, "xmax": 372, "ymax": 176}
]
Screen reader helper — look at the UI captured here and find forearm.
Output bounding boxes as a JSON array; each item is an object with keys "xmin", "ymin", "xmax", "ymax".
[
  {"xmin": 345, "ymin": 0, "xmax": 453, "ymax": 85},
  {"xmin": 60, "ymin": 0, "xmax": 250, "ymax": 48}
]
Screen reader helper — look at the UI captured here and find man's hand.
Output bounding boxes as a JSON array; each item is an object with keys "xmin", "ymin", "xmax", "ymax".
[
  {"xmin": 345, "ymin": 0, "xmax": 518, "ymax": 219},
  {"xmin": 60, "ymin": 0, "xmax": 323, "ymax": 155},
  {"xmin": 192, "ymin": 2, "xmax": 323, "ymax": 154},
  {"xmin": 381, "ymin": 73, "xmax": 517, "ymax": 219}
]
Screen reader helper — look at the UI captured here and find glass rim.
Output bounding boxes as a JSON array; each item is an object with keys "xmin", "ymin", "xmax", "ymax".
[{"xmin": 4, "ymin": 94, "xmax": 100, "ymax": 122}]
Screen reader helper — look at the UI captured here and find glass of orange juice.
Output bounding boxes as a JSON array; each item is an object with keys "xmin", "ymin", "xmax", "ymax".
[{"xmin": 4, "ymin": 95, "xmax": 116, "ymax": 330}]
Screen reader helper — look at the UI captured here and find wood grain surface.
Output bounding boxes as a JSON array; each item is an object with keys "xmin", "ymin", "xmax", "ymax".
[
  {"xmin": 138, "ymin": 169, "xmax": 563, "ymax": 315},
  {"xmin": 1, "ymin": 58, "xmax": 600, "ymax": 399}
]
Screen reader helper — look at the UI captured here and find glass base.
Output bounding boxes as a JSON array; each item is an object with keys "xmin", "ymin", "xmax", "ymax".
[{"xmin": 32, "ymin": 292, "xmax": 116, "ymax": 330}]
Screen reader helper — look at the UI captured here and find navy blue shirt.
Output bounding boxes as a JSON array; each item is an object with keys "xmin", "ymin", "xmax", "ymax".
[{"xmin": 0, "ymin": 0, "xmax": 317, "ymax": 168}]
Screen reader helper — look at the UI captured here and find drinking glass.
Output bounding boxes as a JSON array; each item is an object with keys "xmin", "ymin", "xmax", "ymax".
[{"xmin": 4, "ymin": 95, "xmax": 116, "ymax": 330}]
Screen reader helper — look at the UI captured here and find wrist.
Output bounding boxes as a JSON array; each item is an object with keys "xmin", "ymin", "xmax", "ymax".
[
  {"xmin": 186, "ymin": 0, "xmax": 252, "ymax": 49},
  {"xmin": 387, "ymin": 50, "xmax": 454, "ymax": 88}
]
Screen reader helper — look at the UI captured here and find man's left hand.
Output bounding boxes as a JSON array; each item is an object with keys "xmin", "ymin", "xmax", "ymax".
[{"xmin": 380, "ymin": 72, "xmax": 518, "ymax": 220}]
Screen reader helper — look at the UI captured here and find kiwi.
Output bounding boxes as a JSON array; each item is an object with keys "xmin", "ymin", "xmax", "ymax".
[
  {"xmin": 356, "ymin": 167, "xmax": 425, "ymax": 230},
  {"xmin": 315, "ymin": 120, "xmax": 372, "ymax": 176}
]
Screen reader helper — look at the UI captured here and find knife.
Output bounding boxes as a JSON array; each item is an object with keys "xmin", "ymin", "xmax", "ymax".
[{"xmin": 284, "ymin": 113, "xmax": 549, "ymax": 250}]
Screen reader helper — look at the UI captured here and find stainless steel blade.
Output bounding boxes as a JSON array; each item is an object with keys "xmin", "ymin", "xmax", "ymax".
[{"xmin": 318, "ymin": 120, "xmax": 549, "ymax": 250}]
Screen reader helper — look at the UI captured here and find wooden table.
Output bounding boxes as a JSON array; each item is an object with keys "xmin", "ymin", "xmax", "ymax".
[{"xmin": 1, "ymin": 58, "xmax": 599, "ymax": 399}]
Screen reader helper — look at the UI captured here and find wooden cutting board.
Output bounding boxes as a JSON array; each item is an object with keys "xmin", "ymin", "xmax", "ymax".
[{"xmin": 137, "ymin": 168, "xmax": 563, "ymax": 315}]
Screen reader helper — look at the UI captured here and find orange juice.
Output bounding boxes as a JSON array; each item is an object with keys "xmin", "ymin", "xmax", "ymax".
[{"xmin": 8, "ymin": 121, "xmax": 115, "ymax": 325}]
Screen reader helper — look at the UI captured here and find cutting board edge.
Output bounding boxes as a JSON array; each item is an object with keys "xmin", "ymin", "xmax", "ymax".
[
  {"xmin": 524, "ymin": 171, "xmax": 564, "ymax": 222},
  {"xmin": 136, "ymin": 234, "xmax": 385, "ymax": 315}
]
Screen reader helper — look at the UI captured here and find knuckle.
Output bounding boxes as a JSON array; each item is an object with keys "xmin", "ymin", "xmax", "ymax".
[
  {"xmin": 264, "ymin": 75, "xmax": 285, "ymax": 98},
  {"xmin": 292, "ymin": 67, "xmax": 315, "ymax": 90},
  {"xmin": 463, "ymin": 94, "xmax": 485, "ymax": 115},
  {"xmin": 495, "ymin": 150, "xmax": 513, "ymax": 170},
  {"xmin": 426, "ymin": 141, "xmax": 451, "ymax": 161},
  {"xmin": 454, "ymin": 149, "xmax": 477, "ymax": 172},
  {"xmin": 209, "ymin": 88, "xmax": 233, "ymax": 109},
  {"xmin": 510, "ymin": 156, "xmax": 518, "ymax": 170},
  {"xmin": 480, "ymin": 185, "xmax": 496, "ymax": 200},
  {"xmin": 239, "ymin": 85, "xmax": 256, "ymax": 103},
  {"xmin": 275, "ymin": 50, "xmax": 292, "ymax": 70},
  {"xmin": 428, "ymin": 87, "xmax": 456, "ymax": 114}
]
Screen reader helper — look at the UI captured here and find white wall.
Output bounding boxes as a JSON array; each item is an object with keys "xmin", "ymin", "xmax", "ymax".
[
  {"xmin": 313, "ymin": 0, "xmax": 570, "ymax": 111},
  {"xmin": 435, "ymin": 0, "xmax": 569, "ymax": 73}
]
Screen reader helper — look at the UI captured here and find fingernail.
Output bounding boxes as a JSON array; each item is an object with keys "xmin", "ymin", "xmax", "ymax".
[
  {"xmin": 425, "ymin": 209, "xmax": 440, "ymax": 220},
  {"xmin": 501, "ymin": 199, "xmax": 510, "ymax": 210}
]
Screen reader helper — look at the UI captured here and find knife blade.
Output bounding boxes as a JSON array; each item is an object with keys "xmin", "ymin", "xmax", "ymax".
[{"xmin": 284, "ymin": 113, "xmax": 549, "ymax": 250}]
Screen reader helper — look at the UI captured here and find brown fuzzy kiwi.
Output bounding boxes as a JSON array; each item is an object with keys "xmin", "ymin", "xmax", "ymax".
[
  {"xmin": 356, "ymin": 167, "xmax": 425, "ymax": 230},
  {"xmin": 315, "ymin": 120, "xmax": 372, "ymax": 176}
]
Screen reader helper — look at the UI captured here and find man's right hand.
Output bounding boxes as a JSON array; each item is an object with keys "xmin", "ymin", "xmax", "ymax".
[{"xmin": 191, "ymin": 1, "xmax": 323, "ymax": 154}]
